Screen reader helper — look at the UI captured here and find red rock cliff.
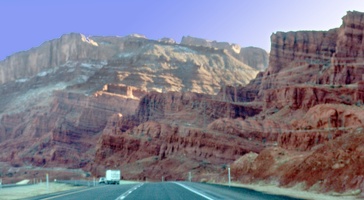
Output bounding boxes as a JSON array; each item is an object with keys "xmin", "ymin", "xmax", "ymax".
[{"xmin": 231, "ymin": 11, "xmax": 364, "ymax": 196}]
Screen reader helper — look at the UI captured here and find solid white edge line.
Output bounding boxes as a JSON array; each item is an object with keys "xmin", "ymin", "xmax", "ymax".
[
  {"xmin": 115, "ymin": 183, "xmax": 144, "ymax": 200},
  {"xmin": 173, "ymin": 182, "xmax": 214, "ymax": 200}
]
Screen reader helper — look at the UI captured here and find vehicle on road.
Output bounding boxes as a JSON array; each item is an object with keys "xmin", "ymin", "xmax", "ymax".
[
  {"xmin": 98, "ymin": 177, "xmax": 106, "ymax": 184},
  {"xmin": 105, "ymin": 170, "xmax": 121, "ymax": 184}
]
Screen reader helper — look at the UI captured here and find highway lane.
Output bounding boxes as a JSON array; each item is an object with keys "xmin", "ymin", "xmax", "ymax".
[
  {"xmin": 117, "ymin": 182, "xmax": 208, "ymax": 200},
  {"xmin": 120, "ymin": 182, "xmax": 303, "ymax": 200},
  {"xmin": 28, "ymin": 184, "xmax": 138, "ymax": 200},
  {"xmin": 176, "ymin": 182, "xmax": 302, "ymax": 200},
  {"xmin": 30, "ymin": 182, "xmax": 303, "ymax": 200}
]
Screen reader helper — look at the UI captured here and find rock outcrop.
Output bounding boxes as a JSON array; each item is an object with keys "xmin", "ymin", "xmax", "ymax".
[
  {"xmin": 134, "ymin": 92, "xmax": 262, "ymax": 124},
  {"xmin": 0, "ymin": 31, "xmax": 266, "ymax": 181},
  {"xmin": 0, "ymin": 33, "xmax": 102, "ymax": 84},
  {"xmin": 280, "ymin": 130, "xmax": 364, "ymax": 193},
  {"xmin": 0, "ymin": 90, "xmax": 140, "ymax": 168},
  {"xmin": 239, "ymin": 47, "xmax": 269, "ymax": 71},
  {"xmin": 181, "ymin": 36, "xmax": 269, "ymax": 71},
  {"xmin": 263, "ymin": 82, "xmax": 364, "ymax": 111},
  {"xmin": 181, "ymin": 36, "xmax": 241, "ymax": 54},
  {"xmin": 91, "ymin": 11, "xmax": 364, "ymax": 196},
  {"xmin": 1, "ymin": 9, "xmax": 364, "ymax": 198},
  {"xmin": 232, "ymin": 129, "xmax": 364, "ymax": 194},
  {"xmin": 93, "ymin": 120, "xmax": 265, "ymax": 180},
  {"xmin": 0, "ymin": 33, "xmax": 262, "ymax": 94},
  {"xmin": 227, "ymin": 11, "xmax": 364, "ymax": 196},
  {"xmin": 278, "ymin": 104, "xmax": 364, "ymax": 151},
  {"xmin": 92, "ymin": 90, "xmax": 267, "ymax": 180},
  {"xmin": 254, "ymin": 11, "xmax": 364, "ymax": 97},
  {"xmin": 158, "ymin": 37, "xmax": 177, "ymax": 44}
]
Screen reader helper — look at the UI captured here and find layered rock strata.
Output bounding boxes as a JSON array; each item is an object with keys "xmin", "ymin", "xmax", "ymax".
[
  {"xmin": 181, "ymin": 36, "xmax": 269, "ymax": 71},
  {"xmin": 228, "ymin": 11, "xmax": 364, "ymax": 196}
]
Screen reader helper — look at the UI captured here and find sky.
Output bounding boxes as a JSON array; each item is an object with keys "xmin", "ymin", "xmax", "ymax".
[{"xmin": 0, "ymin": 0, "xmax": 363, "ymax": 60}]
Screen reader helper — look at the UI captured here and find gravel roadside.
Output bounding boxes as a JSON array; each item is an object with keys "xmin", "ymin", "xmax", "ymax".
[{"xmin": 0, "ymin": 183, "xmax": 83, "ymax": 200}]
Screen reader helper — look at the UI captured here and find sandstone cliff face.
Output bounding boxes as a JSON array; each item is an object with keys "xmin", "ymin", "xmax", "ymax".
[
  {"xmin": 228, "ymin": 11, "xmax": 364, "ymax": 104},
  {"xmin": 233, "ymin": 129, "xmax": 364, "ymax": 194},
  {"xmin": 239, "ymin": 47, "xmax": 269, "ymax": 71},
  {"xmin": 181, "ymin": 36, "xmax": 269, "ymax": 71},
  {"xmin": 0, "ymin": 33, "xmax": 264, "ymax": 170},
  {"xmin": 334, "ymin": 11, "xmax": 364, "ymax": 63},
  {"xmin": 280, "ymin": 130, "xmax": 364, "ymax": 193},
  {"xmin": 0, "ymin": 90, "xmax": 139, "ymax": 168},
  {"xmin": 94, "ymin": 90, "xmax": 263, "ymax": 147},
  {"xmin": 255, "ymin": 11, "xmax": 364, "ymax": 96},
  {"xmin": 0, "ymin": 31, "xmax": 266, "ymax": 181},
  {"xmin": 0, "ymin": 33, "xmax": 261, "ymax": 94},
  {"xmin": 88, "ymin": 11, "xmax": 364, "ymax": 196},
  {"xmin": 93, "ymin": 90, "xmax": 266, "ymax": 180},
  {"xmin": 278, "ymin": 104, "xmax": 364, "ymax": 151},
  {"xmin": 269, "ymin": 29, "xmax": 337, "ymax": 75},
  {"xmin": 158, "ymin": 37, "xmax": 177, "ymax": 44},
  {"xmin": 263, "ymin": 83, "xmax": 364, "ymax": 110},
  {"xmin": 252, "ymin": 29, "xmax": 338, "ymax": 97},
  {"xmin": 181, "ymin": 36, "xmax": 241, "ymax": 54},
  {"xmin": 1, "ymin": 9, "xmax": 364, "ymax": 197},
  {"xmin": 134, "ymin": 91, "xmax": 262, "ymax": 124},
  {"xmin": 0, "ymin": 33, "xmax": 103, "ymax": 84},
  {"xmin": 105, "ymin": 43, "xmax": 258, "ymax": 94},
  {"xmin": 93, "ymin": 120, "xmax": 265, "ymax": 181},
  {"xmin": 329, "ymin": 11, "xmax": 364, "ymax": 85},
  {"xmin": 228, "ymin": 11, "xmax": 364, "ymax": 196}
]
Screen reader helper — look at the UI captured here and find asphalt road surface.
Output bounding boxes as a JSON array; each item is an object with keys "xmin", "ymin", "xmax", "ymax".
[{"xmin": 30, "ymin": 182, "xmax": 304, "ymax": 200}]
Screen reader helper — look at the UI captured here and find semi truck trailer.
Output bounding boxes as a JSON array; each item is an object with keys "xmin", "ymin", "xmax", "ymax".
[{"xmin": 105, "ymin": 170, "xmax": 120, "ymax": 184}]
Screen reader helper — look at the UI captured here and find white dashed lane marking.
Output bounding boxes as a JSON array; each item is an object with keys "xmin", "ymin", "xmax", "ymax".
[
  {"xmin": 115, "ymin": 183, "xmax": 144, "ymax": 200},
  {"xmin": 173, "ymin": 182, "xmax": 214, "ymax": 200}
]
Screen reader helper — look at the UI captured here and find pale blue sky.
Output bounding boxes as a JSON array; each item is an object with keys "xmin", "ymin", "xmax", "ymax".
[{"xmin": 1, "ymin": 0, "xmax": 363, "ymax": 60}]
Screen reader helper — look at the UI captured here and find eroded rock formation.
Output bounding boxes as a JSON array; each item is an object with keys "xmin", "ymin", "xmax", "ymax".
[
  {"xmin": 181, "ymin": 36, "xmax": 269, "ymax": 71},
  {"xmin": 0, "ymin": 34, "xmax": 262, "ymax": 94},
  {"xmin": 94, "ymin": 120, "xmax": 264, "ymax": 180},
  {"xmin": 0, "ymin": 32, "xmax": 266, "ymax": 183},
  {"xmin": 226, "ymin": 11, "xmax": 364, "ymax": 197},
  {"xmin": 0, "ymin": 8, "xmax": 363, "ymax": 198},
  {"xmin": 93, "ymin": 11, "xmax": 364, "ymax": 197}
]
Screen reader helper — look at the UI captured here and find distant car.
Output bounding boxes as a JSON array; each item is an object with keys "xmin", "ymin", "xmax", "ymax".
[{"xmin": 99, "ymin": 177, "xmax": 106, "ymax": 184}]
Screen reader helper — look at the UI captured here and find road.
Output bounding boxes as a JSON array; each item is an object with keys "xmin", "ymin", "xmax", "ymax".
[{"xmin": 29, "ymin": 182, "xmax": 304, "ymax": 200}]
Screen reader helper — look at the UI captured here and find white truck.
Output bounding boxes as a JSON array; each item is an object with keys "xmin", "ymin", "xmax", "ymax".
[{"xmin": 105, "ymin": 170, "xmax": 121, "ymax": 184}]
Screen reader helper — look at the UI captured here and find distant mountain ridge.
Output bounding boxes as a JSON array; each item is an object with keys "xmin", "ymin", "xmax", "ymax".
[
  {"xmin": 181, "ymin": 36, "xmax": 269, "ymax": 71},
  {"xmin": 0, "ymin": 33, "xmax": 268, "ymax": 85}
]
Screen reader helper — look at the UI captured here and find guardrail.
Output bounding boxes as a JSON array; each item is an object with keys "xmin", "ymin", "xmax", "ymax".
[
  {"xmin": 0, "ymin": 180, "xmax": 98, "ymax": 189},
  {"xmin": 55, "ymin": 180, "xmax": 98, "ymax": 187},
  {"xmin": 1, "ymin": 183, "xmax": 34, "ymax": 188}
]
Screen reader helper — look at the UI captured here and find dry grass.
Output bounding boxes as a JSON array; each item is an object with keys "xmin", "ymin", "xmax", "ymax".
[
  {"xmin": 0, "ymin": 183, "xmax": 82, "ymax": 200},
  {"xmin": 225, "ymin": 182, "xmax": 359, "ymax": 200}
]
